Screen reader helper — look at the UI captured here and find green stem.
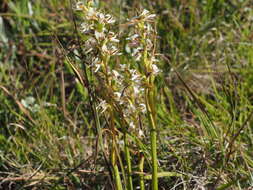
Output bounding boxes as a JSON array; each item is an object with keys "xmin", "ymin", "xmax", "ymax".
[
  {"xmin": 139, "ymin": 152, "xmax": 145, "ymax": 190},
  {"xmin": 145, "ymin": 77, "xmax": 158, "ymax": 190},
  {"xmin": 112, "ymin": 145, "xmax": 123, "ymax": 190},
  {"xmin": 115, "ymin": 137, "xmax": 127, "ymax": 189},
  {"xmin": 124, "ymin": 134, "xmax": 133, "ymax": 190},
  {"xmin": 109, "ymin": 106, "xmax": 123, "ymax": 190},
  {"xmin": 150, "ymin": 121, "xmax": 158, "ymax": 190},
  {"xmin": 114, "ymin": 165, "xmax": 123, "ymax": 190}
]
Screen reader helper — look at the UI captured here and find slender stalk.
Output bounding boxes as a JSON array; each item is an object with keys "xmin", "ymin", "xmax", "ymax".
[
  {"xmin": 112, "ymin": 143, "xmax": 123, "ymax": 190},
  {"xmin": 115, "ymin": 136, "xmax": 127, "ymax": 188},
  {"xmin": 139, "ymin": 152, "xmax": 145, "ymax": 190},
  {"xmin": 114, "ymin": 165, "xmax": 123, "ymax": 190},
  {"xmin": 124, "ymin": 133, "xmax": 133, "ymax": 190},
  {"xmin": 150, "ymin": 129, "xmax": 158, "ymax": 189},
  {"xmin": 145, "ymin": 85, "xmax": 158, "ymax": 190}
]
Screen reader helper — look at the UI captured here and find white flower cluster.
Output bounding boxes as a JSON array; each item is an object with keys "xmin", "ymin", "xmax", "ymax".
[
  {"xmin": 76, "ymin": 1, "xmax": 120, "ymax": 73},
  {"xmin": 109, "ymin": 64, "xmax": 147, "ymax": 137},
  {"xmin": 112, "ymin": 65, "xmax": 146, "ymax": 111},
  {"xmin": 75, "ymin": 2, "xmax": 159, "ymax": 137},
  {"xmin": 125, "ymin": 9, "xmax": 160, "ymax": 75}
]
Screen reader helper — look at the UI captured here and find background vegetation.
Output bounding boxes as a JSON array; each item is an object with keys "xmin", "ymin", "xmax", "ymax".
[{"xmin": 1, "ymin": 0, "xmax": 253, "ymax": 189}]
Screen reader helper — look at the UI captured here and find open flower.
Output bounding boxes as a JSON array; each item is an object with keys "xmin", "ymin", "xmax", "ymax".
[
  {"xmin": 96, "ymin": 100, "xmax": 109, "ymax": 114},
  {"xmin": 105, "ymin": 14, "xmax": 116, "ymax": 24},
  {"xmin": 75, "ymin": 1, "xmax": 85, "ymax": 11},
  {"xmin": 139, "ymin": 9, "xmax": 156, "ymax": 21},
  {"xmin": 151, "ymin": 64, "xmax": 160, "ymax": 75}
]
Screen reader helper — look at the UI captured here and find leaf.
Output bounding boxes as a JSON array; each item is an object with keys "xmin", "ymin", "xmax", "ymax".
[{"xmin": 143, "ymin": 172, "xmax": 182, "ymax": 180}]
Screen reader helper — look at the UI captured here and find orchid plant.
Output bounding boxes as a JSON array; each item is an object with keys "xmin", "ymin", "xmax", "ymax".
[{"xmin": 73, "ymin": 1, "xmax": 160, "ymax": 189}]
